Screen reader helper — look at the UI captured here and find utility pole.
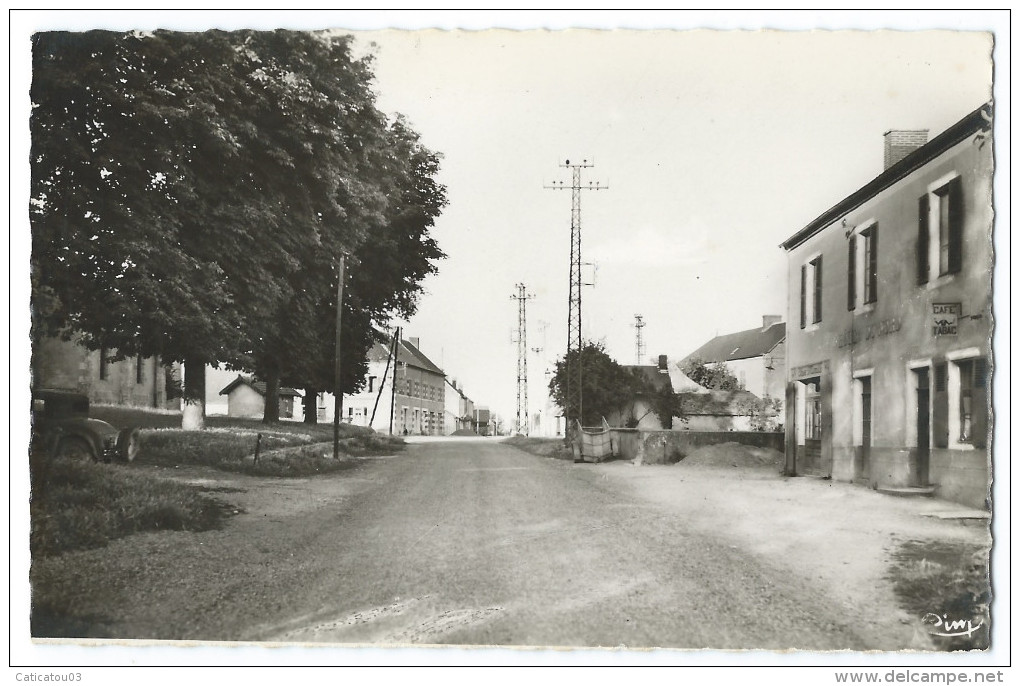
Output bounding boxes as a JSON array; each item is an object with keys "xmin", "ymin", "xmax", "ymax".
[
  {"xmin": 545, "ymin": 159, "xmax": 607, "ymax": 450},
  {"xmin": 511, "ymin": 283, "xmax": 535, "ymax": 436},
  {"xmin": 332, "ymin": 255, "xmax": 346, "ymax": 460},
  {"xmin": 388, "ymin": 327, "xmax": 401, "ymax": 436},
  {"xmin": 633, "ymin": 314, "xmax": 646, "ymax": 365}
]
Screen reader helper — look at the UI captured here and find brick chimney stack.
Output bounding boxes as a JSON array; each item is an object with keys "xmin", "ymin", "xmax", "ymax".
[
  {"xmin": 409, "ymin": 336, "xmax": 420, "ymax": 349},
  {"xmin": 658, "ymin": 354, "xmax": 668, "ymax": 373},
  {"xmin": 762, "ymin": 315, "xmax": 782, "ymax": 331},
  {"xmin": 883, "ymin": 129, "xmax": 929, "ymax": 170}
]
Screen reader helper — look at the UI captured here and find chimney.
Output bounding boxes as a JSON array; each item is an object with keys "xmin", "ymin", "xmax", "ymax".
[
  {"xmin": 762, "ymin": 315, "xmax": 782, "ymax": 331},
  {"xmin": 883, "ymin": 129, "xmax": 928, "ymax": 170},
  {"xmin": 658, "ymin": 354, "xmax": 668, "ymax": 373},
  {"xmin": 409, "ymin": 336, "xmax": 420, "ymax": 349}
]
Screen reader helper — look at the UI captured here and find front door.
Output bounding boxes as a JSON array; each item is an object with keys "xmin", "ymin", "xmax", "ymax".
[{"xmin": 915, "ymin": 368, "xmax": 931, "ymax": 487}]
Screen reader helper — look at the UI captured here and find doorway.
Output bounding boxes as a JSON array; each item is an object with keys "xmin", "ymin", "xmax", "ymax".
[{"xmin": 914, "ymin": 367, "xmax": 931, "ymax": 487}]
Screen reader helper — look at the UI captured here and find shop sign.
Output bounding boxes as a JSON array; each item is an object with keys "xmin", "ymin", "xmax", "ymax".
[
  {"xmin": 932, "ymin": 303, "xmax": 961, "ymax": 336},
  {"xmin": 836, "ymin": 317, "xmax": 902, "ymax": 348}
]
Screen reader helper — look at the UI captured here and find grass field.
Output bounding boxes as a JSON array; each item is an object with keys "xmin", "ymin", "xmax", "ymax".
[{"xmin": 30, "ymin": 406, "xmax": 406, "ymax": 556}]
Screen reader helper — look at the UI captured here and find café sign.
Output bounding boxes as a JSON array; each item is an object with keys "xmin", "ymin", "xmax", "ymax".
[{"xmin": 932, "ymin": 303, "xmax": 961, "ymax": 336}]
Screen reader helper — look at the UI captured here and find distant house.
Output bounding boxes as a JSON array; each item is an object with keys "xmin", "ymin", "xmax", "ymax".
[
  {"xmin": 33, "ymin": 336, "xmax": 173, "ymax": 410},
  {"xmin": 444, "ymin": 378, "xmax": 475, "ymax": 435},
  {"xmin": 340, "ymin": 335, "xmax": 446, "ymax": 435},
  {"xmin": 609, "ymin": 356, "xmax": 676, "ymax": 430},
  {"xmin": 218, "ymin": 375, "xmax": 302, "ymax": 419},
  {"xmin": 681, "ymin": 316, "xmax": 787, "ymax": 405}
]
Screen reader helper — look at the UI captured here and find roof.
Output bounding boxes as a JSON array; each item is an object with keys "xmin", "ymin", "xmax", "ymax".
[
  {"xmin": 624, "ymin": 365, "xmax": 674, "ymax": 393},
  {"xmin": 218, "ymin": 375, "xmax": 302, "ymax": 398},
  {"xmin": 679, "ymin": 389, "xmax": 760, "ymax": 417},
  {"xmin": 367, "ymin": 337, "xmax": 445, "ymax": 377},
  {"xmin": 781, "ymin": 102, "xmax": 992, "ymax": 251},
  {"xmin": 682, "ymin": 322, "xmax": 786, "ymax": 365}
]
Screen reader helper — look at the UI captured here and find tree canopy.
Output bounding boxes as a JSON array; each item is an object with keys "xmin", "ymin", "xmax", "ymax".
[
  {"xmin": 30, "ymin": 29, "xmax": 446, "ymax": 425},
  {"xmin": 679, "ymin": 357, "xmax": 745, "ymax": 391},
  {"xmin": 548, "ymin": 342, "xmax": 682, "ymax": 428}
]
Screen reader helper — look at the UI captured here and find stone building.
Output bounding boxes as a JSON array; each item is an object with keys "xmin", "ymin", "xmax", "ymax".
[
  {"xmin": 780, "ymin": 103, "xmax": 993, "ymax": 508},
  {"xmin": 33, "ymin": 336, "xmax": 172, "ymax": 409}
]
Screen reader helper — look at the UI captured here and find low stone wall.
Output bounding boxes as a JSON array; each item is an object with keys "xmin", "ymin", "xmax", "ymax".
[{"xmin": 609, "ymin": 429, "xmax": 785, "ymax": 465}]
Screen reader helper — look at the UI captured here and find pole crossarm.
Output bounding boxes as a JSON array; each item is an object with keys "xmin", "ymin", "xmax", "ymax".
[
  {"xmin": 511, "ymin": 283, "xmax": 536, "ymax": 436},
  {"xmin": 545, "ymin": 158, "xmax": 607, "ymax": 446}
]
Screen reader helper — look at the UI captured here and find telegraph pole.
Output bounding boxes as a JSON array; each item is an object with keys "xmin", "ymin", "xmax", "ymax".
[
  {"xmin": 332, "ymin": 255, "xmax": 346, "ymax": 460},
  {"xmin": 633, "ymin": 314, "xmax": 646, "ymax": 365},
  {"xmin": 511, "ymin": 283, "xmax": 535, "ymax": 436},
  {"xmin": 545, "ymin": 159, "xmax": 607, "ymax": 447},
  {"xmin": 388, "ymin": 327, "xmax": 400, "ymax": 436}
]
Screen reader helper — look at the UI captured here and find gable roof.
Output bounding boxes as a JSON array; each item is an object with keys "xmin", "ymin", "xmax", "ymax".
[
  {"xmin": 781, "ymin": 102, "xmax": 992, "ymax": 251},
  {"xmin": 367, "ymin": 337, "xmax": 445, "ymax": 376},
  {"xmin": 682, "ymin": 322, "xmax": 786, "ymax": 365},
  {"xmin": 218, "ymin": 375, "xmax": 302, "ymax": 398},
  {"xmin": 624, "ymin": 365, "xmax": 674, "ymax": 393}
]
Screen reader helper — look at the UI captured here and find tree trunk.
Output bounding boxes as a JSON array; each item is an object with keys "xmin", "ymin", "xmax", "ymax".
[
  {"xmin": 303, "ymin": 388, "xmax": 318, "ymax": 424},
  {"xmin": 263, "ymin": 368, "xmax": 281, "ymax": 423},
  {"xmin": 181, "ymin": 359, "xmax": 206, "ymax": 430}
]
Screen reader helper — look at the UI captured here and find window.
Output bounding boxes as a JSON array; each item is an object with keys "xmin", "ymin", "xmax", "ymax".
[
  {"xmin": 805, "ymin": 380, "xmax": 822, "ymax": 440},
  {"xmin": 367, "ymin": 376, "xmax": 376, "ymax": 393},
  {"xmin": 957, "ymin": 358, "xmax": 987, "ymax": 445},
  {"xmin": 99, "ymin": 347, "xmax": 109, "ymax": 380},
  {"xmin": 862, "ymin": 225, "xmax": 878, "ymax": 304},
  {"xmin": 800, "ymin": 256, "xmax": 823, "ymax": 327},
  {"xmin": 136, "ymin": 355, "xmax": 144, "ymax": 385},
  {"xmin": 919, "ymin": 176, "xmax": 963, "ymax": 283}
]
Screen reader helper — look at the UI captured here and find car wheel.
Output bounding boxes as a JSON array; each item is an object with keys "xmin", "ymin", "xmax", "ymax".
[
  {"xmin": 117, "ymin": 428, "xmax": 140, "ymax": 463},
  {"xmin": 56, "ymin": 436, "xmax": 95, "ymax": 462}
]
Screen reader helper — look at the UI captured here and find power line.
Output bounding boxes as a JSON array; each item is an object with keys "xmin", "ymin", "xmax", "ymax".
[
  {"xmin": 633, "ymin": 314, "xmax": 646, "ymax": 365},
  {"xmin": 545, "ymin": 158, "xmax": 607, "ymax": 447},
  {"xmin": 511, "ymin": 283, "xmax": 535, "ymax": 436}
]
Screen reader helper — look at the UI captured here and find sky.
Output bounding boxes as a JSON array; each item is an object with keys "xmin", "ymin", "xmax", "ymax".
[
  {"xmin": 12, "ymin": 11, "xmax": 1005, "ymax": 424},
  {"xmin": 345, "ymin": 21, "xmax": 996, "ymax": 423}
]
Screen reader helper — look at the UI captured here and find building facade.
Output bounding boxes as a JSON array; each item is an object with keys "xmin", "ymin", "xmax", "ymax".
[
  {"xmin": 781, "ymin": 104, "xmax": 993, "ymax": 509},
  {"xmin": 682, "ymin": 316, "xmax": 787, "ymax": 408},
  {"xmin": 341, "ymin": 335, "xmax": 446, "ymax": 436},
  {"xmin": 34, "ymin": 336, "xmax": 171, "ymax": 409}
]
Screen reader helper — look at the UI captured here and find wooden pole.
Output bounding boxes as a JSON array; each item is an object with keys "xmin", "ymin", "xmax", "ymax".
[
  {"xmin": 389, "ymin": 327, "xmax": 400, "ymax": 435},
  {"xmin": 333, "ymin": 255, "xmax": 346, "ymax": 460}
]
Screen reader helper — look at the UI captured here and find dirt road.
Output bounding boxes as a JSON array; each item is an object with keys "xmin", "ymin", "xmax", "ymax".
[{"xmin": 29, "ymin": 438, "xmax": 988, "ymax": 650}]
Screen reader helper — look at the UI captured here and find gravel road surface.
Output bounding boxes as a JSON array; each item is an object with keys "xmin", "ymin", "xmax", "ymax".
[{"xmin": 31, "ymin": 439, "xmax": 920, "ymax": 650}]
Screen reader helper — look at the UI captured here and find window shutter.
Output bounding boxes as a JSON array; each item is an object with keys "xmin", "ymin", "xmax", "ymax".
[
  {"xmin": 800, "ymin": 264, "xmax": 806, "ymax": 329},
  {"xmin": 813, "ymin": 256, "xmax": 823, "ymax": 323},
  {"xmin": 847, "ymin": 235, "xmax": 856, "ymax": 311},
  {"xmin": 869, "ymin": 224, "xmax": 878, "ymax": 302},
  {"xmin": 947, "ymin": 176, "xmax": 963, "ymax": 274},
  {"xmin": 933, "ymin": 363, "xmax": 949, "ymax": 448},
  {"xmin": 917, "ymin": 194, "xmax": 929, "ymax": 284}
]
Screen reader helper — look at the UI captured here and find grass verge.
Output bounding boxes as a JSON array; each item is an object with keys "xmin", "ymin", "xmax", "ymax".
[
  {"xmin": 503, "ymin": 435, "xmax": 574, "ymax": 460},
  {"xmin": 888, "ymin": 538, "xmax": 992, "ymax": 651},
  {"xmin": 30, "ymin": 459, "xmax": 231, "ymax": 557},
  {"xmin": 89, "ymin": 405, "xmax": 405, "ymax": 476}
]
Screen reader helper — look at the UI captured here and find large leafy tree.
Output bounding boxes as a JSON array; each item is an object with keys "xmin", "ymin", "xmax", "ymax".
[
  {"xmin": 30, "ymin": 29, "xmax": 446, "ymax": 428},
  {"xmin": 679, "ymin": 357, "xmax": 745, "ymax": 391}
]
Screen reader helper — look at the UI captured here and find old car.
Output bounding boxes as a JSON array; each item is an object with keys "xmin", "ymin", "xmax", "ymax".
[{"xmin": 31, "ymin": 389, "xmax": 140, "ymax": 462}]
